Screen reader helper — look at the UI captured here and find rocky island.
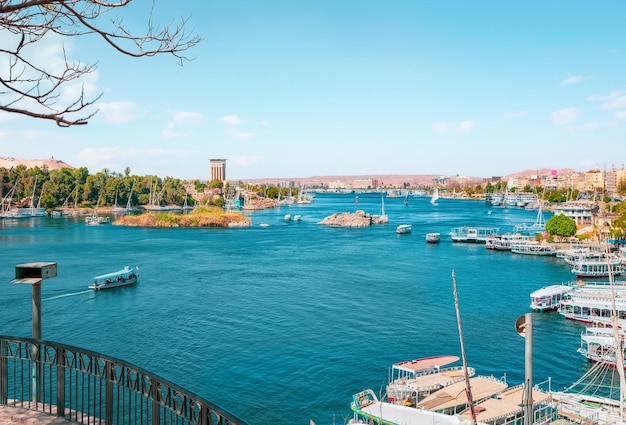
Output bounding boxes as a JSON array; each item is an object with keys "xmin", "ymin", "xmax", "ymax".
[
  {"xmin": 317, "ymin": 210, "xmax": 388, "ymax": 228},
  {"xmin": 113, "ymin": 206, "xmax": 251, "ymax": 228}
]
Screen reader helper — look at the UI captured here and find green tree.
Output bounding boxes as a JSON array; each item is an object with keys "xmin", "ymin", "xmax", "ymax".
[{"xmin": 545, "ymin": 214, "xmax": 577, "ymax": 239}]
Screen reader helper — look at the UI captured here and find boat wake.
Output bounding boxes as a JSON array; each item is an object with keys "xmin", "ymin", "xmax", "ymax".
[{"xmin": 43, "ymin": 290, "xmax": 92, "ymax": 301}]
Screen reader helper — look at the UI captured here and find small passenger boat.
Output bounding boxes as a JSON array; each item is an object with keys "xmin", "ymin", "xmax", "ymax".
[
  {"xmin": 529, "ymin": 284, "xmax": 572, "ymax": 310},
  {"xmin": 510, "ymin": 242, "xmax": 556, "ymax": 256},
  {"xmin": 89, "ymin": 266, "xmax": 140, "ymax": 290},
  {"xmin": 293, "ymin": 214, "xmax": 302, "ymax": 222},
  {"xmin": 396, "ymin": 224, "xmax": 412, "ymax": 234},
  {"xmin": 284, "ymin": 214, "xmax": 291, "ymax": 221},
  {"xmin": 425, "ymin": 232, "xmax": 441, "ymax": 244},
  {"xmin": 449, "ymin": 226, "xmax": 500, "ymax": 243}
]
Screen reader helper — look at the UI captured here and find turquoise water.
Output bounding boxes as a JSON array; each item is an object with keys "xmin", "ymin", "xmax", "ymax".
[{"xmin": 0, "ymin": 194, "xmax": 590, "ymax": 424}]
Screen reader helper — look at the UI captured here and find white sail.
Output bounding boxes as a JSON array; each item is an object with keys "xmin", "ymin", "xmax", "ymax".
[{"xmin": 431, "ymin": 187, "xmax": 439, "ymax": 205}]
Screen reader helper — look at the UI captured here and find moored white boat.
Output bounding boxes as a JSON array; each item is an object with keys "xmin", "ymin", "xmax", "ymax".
[
  {"xmin": 510, "ymin": 242, "xmax": 556, "ymax": 256},
  {"xmin": 426, "ymin": 232, "xmax": 440, "ymax": 244},
  {"xmin": 88, "ymin": 266, "xmax": 139, "ymax": 290},
  {"xmin": 385, "ymin": 355, "xmax": 470, "ymax": 404},
  {"xmin": 396, "ymin": 224, "xmax": 412, "ymax": 234},
  {"xmin": 85, "ymin": 215, "xmax": 111, "ymax": 225},
  {"xmin": 352, "ymin": 381, "xmax": 554, "ymax": 425},
  {"xmin": 578, "ymin": 325, "xmax": 626, "ymax": 367},
  {"xmin": 530, "ymin": 284, "xmax": 573, "ymax": 310},
  {"xmin": 449, "ymin": 226, "xmax": 500, "ymax": 243},
  {"xmin": 571, "ymin": 258, "xmax": 625, "ymax": 278},
  {"xmin": 486, "ymin": 233, "xmax": 529, "ymax": 251},
  {"xmin": 559, "ymin": 291, "xmax": 626, "ymax": 323}
]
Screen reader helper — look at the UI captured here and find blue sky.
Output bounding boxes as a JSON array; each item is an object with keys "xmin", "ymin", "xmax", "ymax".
[{"xmin": 2, "ymin": 1, "xmax": 626, "ymax": 180}]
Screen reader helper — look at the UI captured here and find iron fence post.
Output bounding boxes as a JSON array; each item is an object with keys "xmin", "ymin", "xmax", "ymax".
[
  {"xmin": 56, "ymin": 346, "xmax": 65, "ymax": 418},
  {"xmin": 0, "ymin": 340, "xmax": 7, "ymax": 405}
]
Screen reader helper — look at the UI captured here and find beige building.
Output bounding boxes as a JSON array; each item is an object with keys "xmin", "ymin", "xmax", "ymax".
[
  {"xmin": 209, "ymin": 159, "xmax": 227, "ymax": 182},
  {"xmin": 353, "ymin": 178, "xmax": 378, "ymax": 189}
]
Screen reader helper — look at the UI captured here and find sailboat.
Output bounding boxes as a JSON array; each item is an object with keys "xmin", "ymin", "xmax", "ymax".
[
  {"xmin": 513, "ymin": 190, "xmax": 546, "ymax": 234},
  {"xmin": 0, "ymin": 179, "xmax": 19, "ymax": 218},
  {"xmin": 431, "ymin": 187, "xmax": 439, "ymax": 206},
  {"xmin": 112, "ymin": 186, "xmax": 126, "ymax": 214},
  {"xmin": 85, "ymin": 193, "xmax": 110, "ymax": 225},
  {"xmin": 28, "ymin": 176, "xmax": 47, "ymax": 217},
  {"xmin": 372, "ymin": 194, "xmax": 388, "ymax": 224},
  {"xmin": 125, "ymin": 180, "xmax": 138, "ymax": 213}
]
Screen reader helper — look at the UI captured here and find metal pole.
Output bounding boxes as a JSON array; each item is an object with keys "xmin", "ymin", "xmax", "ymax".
[
  {"xmin": 32, "ymin": 281, "xmax": 42, "ymax": 339},
  {"xmin": 524, "ymin": 313, "xmax": 533, "ymax": 425},
  {"xmin": 31, "ymin": 279, "xmax": 42, "ymax": 405}
]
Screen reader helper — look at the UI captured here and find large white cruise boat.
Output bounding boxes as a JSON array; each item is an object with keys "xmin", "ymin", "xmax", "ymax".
[
  {"xmin": 571, "ymin": 258, "xmax": 625, "ymax": 278},
  {"xmin": 559, "ymin": 287, "xmax": 626, "ymax": 323}
]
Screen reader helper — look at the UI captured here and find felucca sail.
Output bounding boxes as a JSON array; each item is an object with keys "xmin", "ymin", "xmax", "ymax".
[{"xmin": 431, "ymin": 187, "xmax": 439, "ymax": 206}]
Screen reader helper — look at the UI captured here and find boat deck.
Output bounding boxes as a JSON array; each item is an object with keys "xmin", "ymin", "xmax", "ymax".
[
  {"xmin": 460, "ymin": 386, "xmax": 551, "ymax": 423},
  {"xmin": 398, "ymin": 369, "xmax": 467, "ymax": 393},
  {"xmin": 417, "ymin": 376, "xmax": 507, "ymax": 411}
]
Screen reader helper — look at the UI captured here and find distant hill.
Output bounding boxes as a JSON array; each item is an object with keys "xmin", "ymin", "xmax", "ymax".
[
  {"xmin": 0, "ymin": 156, "xmax": 578, "ymax": 183},
  {"xmin": 0, "ymin": 156, "xmax": 74, "ymax": 171},
  {"xmin": 505, "ymin": 168, "xmax": 577, "ymax": 178}
]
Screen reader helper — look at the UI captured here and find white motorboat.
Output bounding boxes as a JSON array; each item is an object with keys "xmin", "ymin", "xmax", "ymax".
[
  {"xmin": 89, "ymin": 266, "xmax": 140, "ymax": 290},
  {"xmin": 396, "ymin": 224, "xmax": 412, "ymax": 234},
  {"xmin": 426, "ymin": 232, "xmax": 441, "ymax": 243}
]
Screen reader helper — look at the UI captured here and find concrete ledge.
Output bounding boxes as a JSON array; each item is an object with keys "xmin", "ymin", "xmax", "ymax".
[{"xmin": 0, "ymin": 406, "xmax": 78, "ymax": 425}]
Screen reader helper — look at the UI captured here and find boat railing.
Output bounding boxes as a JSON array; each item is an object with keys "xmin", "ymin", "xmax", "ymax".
[{"xmin": 0, "ymin": 335, "xmax": 247, "ymax": 425}]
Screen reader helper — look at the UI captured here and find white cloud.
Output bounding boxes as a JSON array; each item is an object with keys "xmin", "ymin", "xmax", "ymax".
[
  {"xmin": 502, "ymin": 111, "xmax": 528, "ymax": 119},
  {"xmin": 227, "ymin": 128, "xmax": 256, "ymax": 139},
  {"xmin": 588, "ymin": 90, "xmax": 626, "ymax": 113},
  {"xmin": 616, "ymin": 111, "xmax": 626, "ymax": 120},
  {"xmin": 161, "ymin": 110, "xmax": 204, "ymax": 138},
  {"xmin": 219, "ymin": 115, "xmax": 243, "ymax": 125},
  {"xmin": 551, "ymin": 107, "xmax": 580, "ymax": 126},
  {"xmin": 75, "ymin": 146, "xmax": 170, "ymax": 168},
  {"xmin": 575, "ymin": 121, "xmax": 617, "ymax": 131},
  {"xmin": 96, "ymin": 101, "xmax": 146, "ymax": 124},
  {"xmin": 431, "ymin": 120, "xmax": 476, "ymax": 134},
  {"xmin": 232, "ymin": 155, "xmax": 261, "ymax": 166},
  {"xmin": 171, "ymin": 111, "xmax": 203, "ymax": 125},
  {"xmin": 261, "ymin": 120, "xmax": 270, "ymax": 126},
  {"xmin": 560, "ymin": 76, "xmax": 591, "ymax": 86}
]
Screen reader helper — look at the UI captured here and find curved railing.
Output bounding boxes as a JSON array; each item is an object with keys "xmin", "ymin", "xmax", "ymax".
[{"xmin": 0, "ymin": 335, "xmax": 248, "ymax": 425}]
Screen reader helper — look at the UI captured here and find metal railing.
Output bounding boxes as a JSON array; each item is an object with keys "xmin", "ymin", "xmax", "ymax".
[{"xmin": 0, "ymin": 335, "xmax": 248, "ymax": 425}]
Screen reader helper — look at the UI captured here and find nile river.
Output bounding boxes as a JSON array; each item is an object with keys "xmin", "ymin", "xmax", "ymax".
[{"xmin": 0, "ymin": 193, "xmax": 594, "ymax": 424}]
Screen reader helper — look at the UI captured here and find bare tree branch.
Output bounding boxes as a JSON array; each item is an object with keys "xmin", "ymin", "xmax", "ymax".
[{"xmin": 0, "ymin": 0, "xmax": 201, "ymax": 126}]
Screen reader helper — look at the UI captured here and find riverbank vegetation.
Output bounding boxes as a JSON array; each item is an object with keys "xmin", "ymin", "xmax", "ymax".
[
  {"xmin": 113, "ymin": 207, "xmax": 250, "ymax": 228},
  {"xmin": 2, "ymin": 164, "xmax": 626, "ymax": 237}
]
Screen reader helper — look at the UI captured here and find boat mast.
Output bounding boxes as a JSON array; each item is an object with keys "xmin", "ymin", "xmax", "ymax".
[{"xmin": 452, "ymin": 270, "xmax": 477, "ymax": 425}]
